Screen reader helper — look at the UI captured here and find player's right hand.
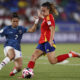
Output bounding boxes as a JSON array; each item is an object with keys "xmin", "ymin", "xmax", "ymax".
[{"xmin": 37, "ymin": 10, "xmax": 44, "ymax": 19}]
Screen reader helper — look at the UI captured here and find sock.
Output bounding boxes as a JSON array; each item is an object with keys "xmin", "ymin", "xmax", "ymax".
[
  {"xmin": 10, "ymin": 67, "xmax": 21, "ymax": 74},
  {"xmin": 13, "ymin": 67, "xmax": 18, "ymax": 74},
  {"xmin": 56, "ymin": 54, "xmax": 69, "ymax": 62},
  {"xmin": 68, "ymin": 53, "xmax": 72, "ymax": 57},
  {"xmin": 0, "ymin": 57, "xmax": 10, "ymax": 69},
  {"xmin": 27, "ymin": 61, "xmax": 35, "ymax": 69}
]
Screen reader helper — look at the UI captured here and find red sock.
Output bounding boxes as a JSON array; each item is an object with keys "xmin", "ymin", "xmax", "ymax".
[
  {"xmin": 27, "ymin": 61, "xmax": 35, "ymax": 69},
  {"xmin": 57, "ymin": 54, "xmax": 69, "ymax": 62}
]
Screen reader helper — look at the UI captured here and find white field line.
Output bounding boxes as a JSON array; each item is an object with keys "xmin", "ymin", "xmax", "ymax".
[
  {"xmin": 23, "ymin": 59, "xmax": 80, "ymax": 66},
  {"xmin": 1, "ymin": 55, "xmax": 80, "ymax": 66},
  {"xmin": 23, "ymin": 62, "xmax": 80, "ymax": 66}
]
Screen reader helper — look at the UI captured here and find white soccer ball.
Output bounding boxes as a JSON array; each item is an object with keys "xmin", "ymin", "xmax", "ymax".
[{"xmin": 22, "ymin": 68, "xmax": 34, "ymax": 79}]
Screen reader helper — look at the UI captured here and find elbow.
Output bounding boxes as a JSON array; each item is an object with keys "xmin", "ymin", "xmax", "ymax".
[
  {"xmin": 31, "ymin": 31, "xmax": 34, "ymax": 33},
  {"xmin": 32, "ymin": 29, "xmax": 36, "ymax": 32},
  {"xmin": 28, "ymin": 29, "xmax": 34, "ymax": 33},
  {"xmin": 28, "ymin": 28, "xmax": 36, "ymax": 33}
]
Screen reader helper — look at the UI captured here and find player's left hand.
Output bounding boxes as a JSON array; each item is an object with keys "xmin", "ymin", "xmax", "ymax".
[{"xmin": 49, "ymin": 40, "xmax": 54, "ymax": 47}]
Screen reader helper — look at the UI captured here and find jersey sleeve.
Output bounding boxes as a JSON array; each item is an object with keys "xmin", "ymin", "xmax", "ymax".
[
  {"xmin": 21, "ymin": 26, "xmax": 28, "ymax": 33},
  {"xmin": 46, "ymin": 14, "xmax": 55, "ymax": 27},
  {"xmin": 0, "ymin": 27, "xmax": 6, "ymax": 36}
]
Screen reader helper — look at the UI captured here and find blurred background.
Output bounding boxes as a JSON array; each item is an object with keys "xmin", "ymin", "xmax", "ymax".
[{"xmin": 0, "ymin": 0, "xmax": 80, "ymax": 43}]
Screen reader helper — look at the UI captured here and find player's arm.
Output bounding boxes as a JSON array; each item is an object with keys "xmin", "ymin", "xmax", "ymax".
[
  {"xmin": 28, "ymin": 17, "xmax": 39, "ymax": 32},
  {"xmin": 46, "ymin": 15, "xmax": 55, "ymax": 46},
  {"xmin": 28, "ymin": 23, "xmax": 38, "ymax": 33},
  {"xmin": 49, "ymin": 26, "xmax": 55, "ymax": 46},
  {"xmin": 28, "ymin": 10, "xmax": 44, "ymax": 33}
]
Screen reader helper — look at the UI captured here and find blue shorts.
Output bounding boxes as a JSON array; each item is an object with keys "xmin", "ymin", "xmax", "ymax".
[{"xmin": 36, "ymin": 40, "xmax": 56, "ymax": 54}]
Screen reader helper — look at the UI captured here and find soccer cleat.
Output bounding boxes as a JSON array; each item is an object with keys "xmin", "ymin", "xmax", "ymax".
[
  {"xmin": 69, "ymin": 51, "xmax": 80, "ymax": 57},
  {"xmin": 9, "ymin": 67, "xmax": 17, "ymax": 76},
  {"xmin": 9, "ymin": 72, "xmax": 15, "ymax": 76}
]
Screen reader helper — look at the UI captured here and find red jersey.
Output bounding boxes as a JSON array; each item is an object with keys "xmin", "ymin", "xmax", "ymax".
[{"xmin": 39, "ymin": 14, "xmax": 55, "ymax": 44}]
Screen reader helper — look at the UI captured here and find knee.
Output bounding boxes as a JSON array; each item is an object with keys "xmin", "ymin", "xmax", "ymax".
[
  {"xmin": 8, "ymin": 55, "xmax": 15, "ymax": 61},
  {"xmin": 7, "ymin": 49, "xmax": 15, "ymax": 61},
  {"xmin": 49, "ymin": 61, "xmax": 57, "ymax": 64}
]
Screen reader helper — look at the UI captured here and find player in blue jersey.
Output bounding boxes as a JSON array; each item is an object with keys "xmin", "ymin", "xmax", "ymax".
[{"xmin": 0, "ymin": 13, "xmax": 39, "ymax": 76}]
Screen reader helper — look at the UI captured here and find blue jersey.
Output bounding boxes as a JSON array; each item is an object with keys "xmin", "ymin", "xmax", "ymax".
[{"xmin": 0, "ymin": 26, "xmax": 28, "ymax": 51}]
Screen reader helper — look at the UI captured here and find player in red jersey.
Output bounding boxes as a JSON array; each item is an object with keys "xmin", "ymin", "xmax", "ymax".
[{"xmin": 22, "ymin": 2, "xmax": 80, "ymax": 78}]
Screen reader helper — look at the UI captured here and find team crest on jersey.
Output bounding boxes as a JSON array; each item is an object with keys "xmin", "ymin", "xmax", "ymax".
[
  {"xmin": 19, "ymin": 30, "xmax": 22, "ymax": 34},
  {"xmin": 47, "ymin": 49, "xmax": 49, "ymax": 52}
]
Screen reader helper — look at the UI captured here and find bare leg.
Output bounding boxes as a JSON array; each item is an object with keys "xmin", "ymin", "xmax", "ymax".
[
  {"xmin": 9, "ymin": 57, "xmax": 22, "ymax": 76},
  {"xmin": 0, "ymin": 48, "xmax": 15, "ymax": 70},
  {"xmin": 47, "ymin": 51, "xmax": 80, "ymax": 64},
  {"xmin": 27, "ymin": 49, "xmax": 43, "ymax": 69}
]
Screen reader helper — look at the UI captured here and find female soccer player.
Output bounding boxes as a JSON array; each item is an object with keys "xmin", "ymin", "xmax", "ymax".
[
  {"xmin": 23, "ymin": 2, "xmax": 80, "ymax": 78},
  {"xmin": 0, "ymin": 13, "xmax": 39, "ymax": 76}
]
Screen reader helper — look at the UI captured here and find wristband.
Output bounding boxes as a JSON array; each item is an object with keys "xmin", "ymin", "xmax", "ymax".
[{"xmin": 35, "ymin": 18, "xmax": 39, "ymax": 24}]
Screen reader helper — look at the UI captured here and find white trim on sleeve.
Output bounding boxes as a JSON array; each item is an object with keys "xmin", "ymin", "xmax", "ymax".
[{"xmin": 0, "ymin": 29, "xmax": 4, "ymax": 33}]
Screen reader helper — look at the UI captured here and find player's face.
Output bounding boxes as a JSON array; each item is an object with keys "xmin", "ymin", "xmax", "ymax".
[
  {"xmin": 41, "ymin": 7, "xmax": 49, "ymax": 17},
  {"xmin": 12, "ymin": 18, "xmax": 19, "ymax": 28}
]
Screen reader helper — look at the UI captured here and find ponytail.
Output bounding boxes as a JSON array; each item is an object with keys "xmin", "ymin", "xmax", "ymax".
[
  {"xmin": 42, "ymin": 2, "xmax": 59, "ymax": 16},
  {"xmin": 50, "ymin": 3, "xmax": 59, "ymax": 16}
]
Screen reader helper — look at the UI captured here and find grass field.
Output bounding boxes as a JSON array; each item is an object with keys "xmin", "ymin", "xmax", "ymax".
[{"xmin": 0, "ymin": 43, "xmax": 80, "ymax": 80}]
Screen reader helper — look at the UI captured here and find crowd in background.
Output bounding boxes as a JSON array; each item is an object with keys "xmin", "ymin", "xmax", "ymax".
[{"xmin": 0, "ymin": 0, "xmax": 80, "ymax": 30}]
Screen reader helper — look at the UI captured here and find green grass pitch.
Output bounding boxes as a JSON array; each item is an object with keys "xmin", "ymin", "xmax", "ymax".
[{"xmin": 0, "ymin": 43, "xmax": 80, "ymax": 80}]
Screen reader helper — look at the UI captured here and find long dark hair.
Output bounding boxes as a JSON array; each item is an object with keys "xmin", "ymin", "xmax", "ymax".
[{"xmin": 41, "ymin": 2, "xmax": 58, "ymax": 16}]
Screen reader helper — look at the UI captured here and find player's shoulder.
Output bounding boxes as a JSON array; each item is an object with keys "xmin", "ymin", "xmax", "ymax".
[
  {"xmin": 46, "ymin": 14, "xmax": 54, "ymax": 21},
  {"xmin": 49, "ymin": 14, "xmax": 53, "ymax": 17},
  {"xmin": 49, "ymin": 14, "xmax": 54, "ymax": 20},
  {"xmin": 3, "ymin": 25, "xmax": 11, "ymax": 30}
]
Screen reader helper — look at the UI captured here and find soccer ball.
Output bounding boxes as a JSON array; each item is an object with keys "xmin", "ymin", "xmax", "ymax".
[{"xmin": 22, "ymin": 68, "xmax": 34, "ymax": 79}]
